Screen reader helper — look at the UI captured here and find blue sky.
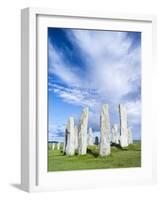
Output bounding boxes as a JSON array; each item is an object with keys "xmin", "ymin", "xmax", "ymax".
[{"xmin": 48, "ymin": 28, "xmax": 141, "ymax": 142}]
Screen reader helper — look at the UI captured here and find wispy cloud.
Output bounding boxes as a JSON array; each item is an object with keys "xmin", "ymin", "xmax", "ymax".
[
  {"xmin": 49, "ymin": 83, "xmax": 98, "ymax": 108},
  {"xmin": 48, "ymin": 40, "xmax": 81, "ymax": 87},
  {"xmin": 67, "ymin": 30, "xmax": 141, "ymax": 103}
]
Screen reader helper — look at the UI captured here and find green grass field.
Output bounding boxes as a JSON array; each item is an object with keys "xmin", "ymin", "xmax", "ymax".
[{"xmin": 48, "ymin": 141, "xmax": 141, "ymax": 172}]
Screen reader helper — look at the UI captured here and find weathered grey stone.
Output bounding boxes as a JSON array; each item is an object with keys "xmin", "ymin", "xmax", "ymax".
[
  {"xmin": 65, "ymin": 117, "xmax": 75, "ymax": 156},
  {"xmin": 74, "ymin": 126, "xmax": 79, "ymax": 151},
  {"xmin": 57, "ymin": 142, "xmax": 60, "ymax": 150},
  {"xmin": 115, "ymin": 132, "xmax": 120, "ymax": 145},
  {"xmin": 119, "ymin": 104, "xmax": 129, "ymax": 147},
  {"xmin": 87, "ymin": 127, "xmax": 93, "ymax": 146},
  {"xmin": 111, "ymin": 124, "xmax": 119, "ymax": 144},
  {"xmin": 52, "ymin": 143, "xmax": 55, "ymax": 150},
  {"xmin": 78, "ymin": 107, "xmax": 89, "ymax": 155},
  {"xmin": 100, "ymin": 104, "xmax": 111, "ymax": 156},
  {"xmin": 128, "ymin": 128, "xmax": 133, "ymax": 144}
]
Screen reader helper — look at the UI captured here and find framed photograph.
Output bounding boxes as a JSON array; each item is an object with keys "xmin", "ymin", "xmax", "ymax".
[{"xmin": 21, "ymin": 8, "xmax": 156, "ymax": 192}]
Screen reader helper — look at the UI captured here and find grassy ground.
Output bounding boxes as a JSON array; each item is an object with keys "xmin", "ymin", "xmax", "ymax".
[{"xmin": 48, "ymin": 141, "xmax": 141, "ymax": 172}]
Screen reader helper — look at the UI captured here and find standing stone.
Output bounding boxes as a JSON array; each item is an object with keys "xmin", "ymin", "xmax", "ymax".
[
  {"xmin": 100, "ymin": 104, "xmax": 111, "ymax": 156},
  {"xmin": 57, "ymin": 142, "xmax": 60, "ymax": 150},
  {"xmin": 128, "ymin": 128, "xmax": 133, "ymax": 144},
  {"xmin": 78, "ymin": 107, "xmax": 89, "ymax": 155},
  {"xmin": 52, "ymin": 143, "xmax": 55, "ymax": 150},
  {"xmin": 65, "ymin": 117, "xmax": 75, "ymax": 156},
  {"xmin": 111, "ymin": 124, "xmax": 119, "ymax": 144},
  {"xmin": 74, "ymin": 126, "xmax": 79, "ymax": 151},
  {"xmin": 119, "ymin": 104, "xmax": 129, "ymax": 147},
  {"xmin": 87, "ymin": 127, "xmax": 93, "ymax": 146}
]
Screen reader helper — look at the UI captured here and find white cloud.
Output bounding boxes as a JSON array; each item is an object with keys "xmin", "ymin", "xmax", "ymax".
[
  {"xmin": 68, "ymin": 30, "xmax": 141, "ymax": 103},
  {"xmin": 48, "ymin": 41, "xmax": 81, "ymax": 87},
  {"xmin": 67, "ymin": 30, "xmax": 131, "ymax": 58},
  {"xmin": 48, "ymin": 123, "xmax": 66, "ymax": 142},
  {"xmin": 50, "ymin": 83, "xmax": 98, "ymax": 108},
  {"xmin": 126, "ymin": 100, "xmax": 141, "ymax": 126}
]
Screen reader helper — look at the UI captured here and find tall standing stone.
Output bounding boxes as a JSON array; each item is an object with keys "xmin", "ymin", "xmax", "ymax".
[
  {"xmin": 52, "ymin": 143, "xmax": 55, "ymax": 150},
  {"xmin": 87, "ymin": 127, "xmax": 93, "ymax": 146},
  {"xmin": 119, "ymin": 104, "xmax": 129, "ymax": 147},
  {"xmin": 100, "ymin": 104, "xmax": 111, "ymax": 156},
  {"xmin": 111, "ymin": 124, "xmax": 119, "ymax": 144},
  {"xmin": 65, "ymin": 117, "xmax": 75, "ymax": 156},
  {"xmin": 57, "ymin": 142, "xmax": 60, "ymax": 150},
  {"xmin": 74, "ymin": 126, "xmax": 79, "ymax": 151},
  {"xmin": 78, "ymin": 107, "xmax": 89, "ymax": 155},
  {"xmin": 128, "ymin": 128, "xmax": 133, "ymax": 144}
]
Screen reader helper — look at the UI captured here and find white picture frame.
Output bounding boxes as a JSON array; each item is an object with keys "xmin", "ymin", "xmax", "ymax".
[{"xmin": 21, "ymin": 7, "xmax": 157, "ymax": 192}]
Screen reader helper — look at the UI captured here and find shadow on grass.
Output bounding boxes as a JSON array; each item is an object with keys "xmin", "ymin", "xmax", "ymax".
[
  {"xmin": 110, "ymin": 143, "xmax": 127, "ymax": 151},
  {"xmin": 87, "ymin": 148, "xmax": 99, "ymax": 158},
  {"xmin": 111, "ymin": 143, "xmax": 121, "ymax": 148},
  {"xmin": 111, "ymin": 143, "xmax": 137, "ymax": 151}
]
